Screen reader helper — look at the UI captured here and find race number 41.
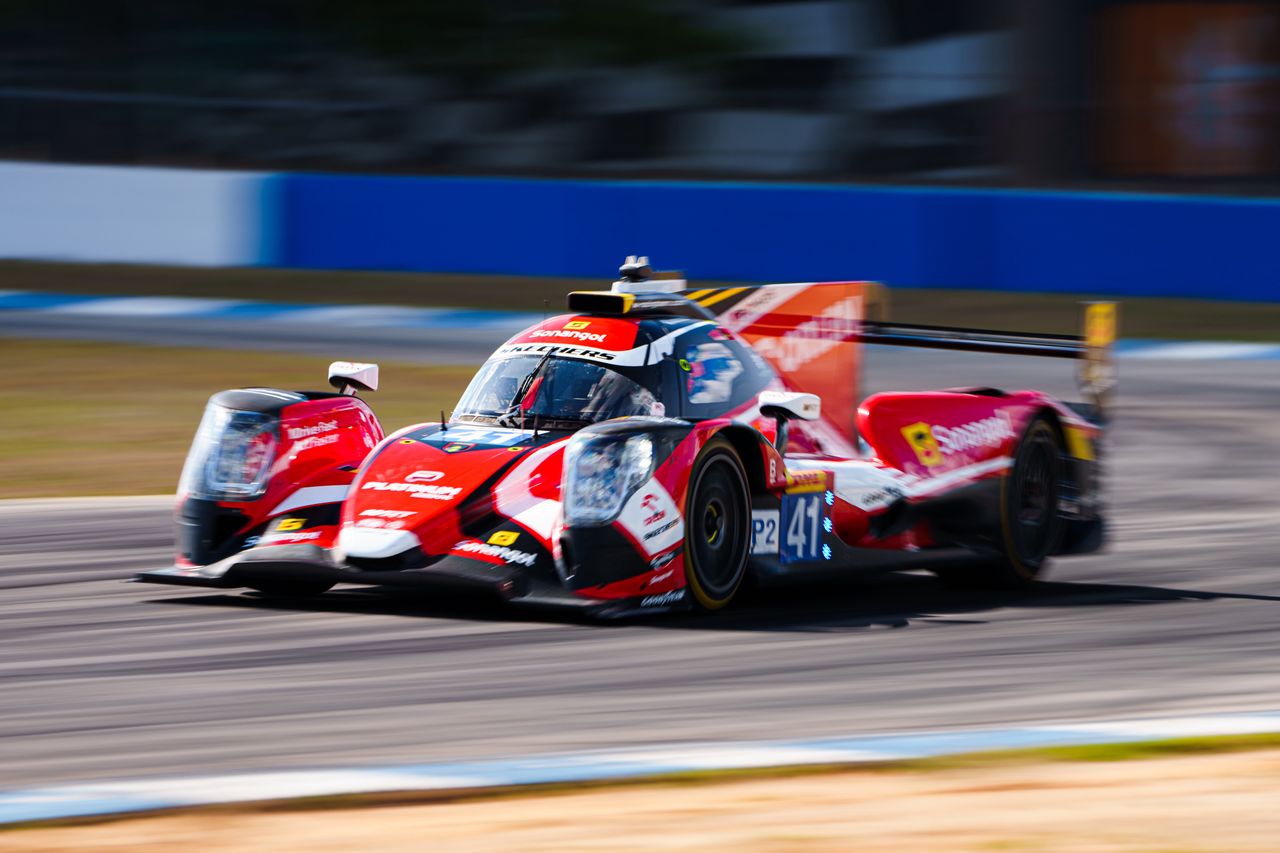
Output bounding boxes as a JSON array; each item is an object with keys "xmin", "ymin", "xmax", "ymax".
[{"xmin": 779, "ymin": 492, "xmax": 825, "ymax": 564}]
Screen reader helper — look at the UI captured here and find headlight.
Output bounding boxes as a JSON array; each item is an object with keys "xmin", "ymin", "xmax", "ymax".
[
  {"xmin": 179, "ymin": 403, "xmax": 279, "ymax": 501},
  {"xmin": 563, "ymin": 433, "xmax": 655, "ymax": 526}
]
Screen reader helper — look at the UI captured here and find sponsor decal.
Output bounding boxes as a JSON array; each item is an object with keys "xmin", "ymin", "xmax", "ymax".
[
  {"xmin": 361, "ymin": 481, "xmax": 463, "ymax": 501},
  {"xmin": 498, "ymin": 343, "xmax": 616, "ymax": 362},
  {"xmin": 685, "ymin": 342, "xmax": 743, "ymax": 405},
  {"xmin": 853, "ymin": 485, "xmax": 906, "ymax": 510},
  {"xmin": 531, "ymin": 328, "xmax": 607, "ymax": 343},
  {"xmin": 751, "ymin": 296, "xmax": 860, "ymax": 372},
  {"xmin": 784, "ymin": 470, "xmax": 827, "ymax": 494},
  {"xmin": 443, "ymin": 443, "xmax": 474, "ymax": 454},
  {"xmin": 421, "ymin": 426, "xmax": 529, "ymax": 449},
  {"xmin": 649, "ymin": 551, "xmax": 678, "ymax": 571},
  {"xmin": 488, "ymin": 530, "xmax": 520, "ymax": 546},
  {"xmin": 276, "ymin": 517, "xmax": 306, "ymax": 532},
  {"xmin": 641, "ymin": 493, "xmax": 667, "ymax": 527},
  {"xmin": 293, "ymin": 433, "xmax": 339, "ymax": 452},
  {"xmin": 262, "ymin": 530, "xmax": 322, "ymax": 543},
  {"xmin": 405, "ymin": 470, "xmax": 444, "ymax": 483},
  {"xmin": 286, "ymin": 420, "xmax": 338, "ymax": 440},
  {"xmin": 640, "ymin": 589, "xmax": 686, "ymax": 608},
  {"xmin": 360, "ymin": 509, "xmax": 414, "ymax": 519},
  {"xmin": 564, "ymin": 320, "xmax": 591, "ymax": 330},
  {"xmin": 902, "ymin": 415, "xmax": 1015, "ymax": 467},
  {"xmin": 453, "ymin": 539, "xmax": 538, "ymax": 567},
  {"xmin": 642, "ymin": 518, "xmax": 680, "ymax": 541}
]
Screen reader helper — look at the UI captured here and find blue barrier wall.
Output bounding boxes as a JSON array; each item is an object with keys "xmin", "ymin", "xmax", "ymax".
[{"xmin": 277, "ymin": 176, "xmax": 1280, "ymax": 300}]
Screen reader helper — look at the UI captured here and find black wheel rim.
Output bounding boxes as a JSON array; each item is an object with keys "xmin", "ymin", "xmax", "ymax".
[
  {"xmin": 689, "ymin": 459, "xmax": 746, "ymax": 598},
  {"xmin": 1012, "ymin": 431, "xmax": 1057, "ymax": 560}
]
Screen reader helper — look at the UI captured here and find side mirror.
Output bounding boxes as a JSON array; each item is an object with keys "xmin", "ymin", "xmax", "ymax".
[
  {"xmin": 329, "ymin": 362, "xmax": 379, "ymax": 396},
  {"xmin": 758, "ymin": 391, "xmax": 820, "ymax": 455},
  {"xmin": 758, "ymin": 390, "xmax": 820, "ymax": 421}
]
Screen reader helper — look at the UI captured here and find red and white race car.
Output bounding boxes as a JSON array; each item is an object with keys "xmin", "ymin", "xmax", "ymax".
[{"xmin": 138, "ymin": 258, "xmax": 1117, "ymax": 615}]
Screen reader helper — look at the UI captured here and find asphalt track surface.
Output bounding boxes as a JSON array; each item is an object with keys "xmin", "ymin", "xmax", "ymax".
[{"xmin": 3, "ymin": 320, "xmax": 1280, "ymax": 790}]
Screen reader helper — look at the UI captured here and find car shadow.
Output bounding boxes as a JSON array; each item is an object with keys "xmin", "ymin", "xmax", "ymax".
[
  {"xmin": 664, "ymin": 573, "xmax": 1280, "ymax": 633},
  {"xmin": 143, "ymin": 571, "xmax": 1280, "ymax": 633}
]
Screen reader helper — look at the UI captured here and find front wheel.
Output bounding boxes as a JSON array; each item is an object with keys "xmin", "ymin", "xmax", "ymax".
[
  {"xmin": 936, "ymin": 415, "xmax": 1065, "ymax": 589},
  {"xmin": 683, "ymin": 438, "xmax": 751, "ymax": 611}
]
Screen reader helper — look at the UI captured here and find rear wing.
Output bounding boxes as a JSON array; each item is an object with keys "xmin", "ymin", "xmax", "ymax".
[
  {"xmin": 860, "ymin": 302, "xmax": 1118, "ymax": 420},
  {"xmin": 678, "ymin": 280, "xmax": 1117, "ymax": 426}
]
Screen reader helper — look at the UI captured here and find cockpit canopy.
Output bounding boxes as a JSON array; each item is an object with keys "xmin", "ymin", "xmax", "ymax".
[{"xmin": 453, "ymin": 353, "xmax": 663, "ymax": 428}]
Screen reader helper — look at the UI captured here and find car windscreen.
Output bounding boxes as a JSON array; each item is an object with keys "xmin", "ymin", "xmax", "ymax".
[{"xmin": 453, "ymin": 354, "xmax": 663, "ymax": 426}]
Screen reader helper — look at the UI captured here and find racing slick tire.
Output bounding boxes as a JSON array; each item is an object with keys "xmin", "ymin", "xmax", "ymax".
[
  {"xmin": 936, "ymin": 414, "xmax": 1065, "ymax": 589},
  {"xmin": 247, "ymin": 579, "xmax": 335, "ymax": 598},
  {"xmin": 683, "ymin": 438, "xmax": 751, "ymax": 611}
]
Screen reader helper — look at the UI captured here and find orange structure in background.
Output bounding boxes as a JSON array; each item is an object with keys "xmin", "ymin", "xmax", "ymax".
[{"xmin": 1098, "ymin": 2, "xmax": 1280, "ymax": 177}]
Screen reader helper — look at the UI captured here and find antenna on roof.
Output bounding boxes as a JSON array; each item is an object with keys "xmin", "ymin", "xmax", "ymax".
[
  {"xmin": 618, "ymin": 255, "xmax": 652, "ymax": 283},
  {"xmin": 611, "ymin": 255, "xmax": 686, "ymax": 294}
]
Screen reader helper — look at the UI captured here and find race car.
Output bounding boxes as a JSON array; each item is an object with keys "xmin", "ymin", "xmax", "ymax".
[{"xmin": 137, "ymin": 257, "xmax": 1117, "ymax": 615}]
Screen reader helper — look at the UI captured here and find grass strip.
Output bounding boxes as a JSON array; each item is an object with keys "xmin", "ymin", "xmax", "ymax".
[
  {"xmin": 4, "ymin": 260, "xmax": 1279, "ymax": 342},
  {"xmin": 0, "ymin": 338, "xmax": 472, "ymax": 498}
]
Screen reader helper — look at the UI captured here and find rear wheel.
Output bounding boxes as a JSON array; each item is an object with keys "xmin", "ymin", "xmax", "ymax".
[
  {"xmin": 683, "ymin": 439, "xmax": 751, "ymax": 611},
  {"xmin": 936, "ymin": 415, "xmax": 1064, "ymax": 589}
]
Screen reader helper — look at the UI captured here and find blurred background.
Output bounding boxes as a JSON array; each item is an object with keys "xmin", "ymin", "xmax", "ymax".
[{"xmin": 2, "ymin": 0, "xmax": 1278, "ymax": 187}]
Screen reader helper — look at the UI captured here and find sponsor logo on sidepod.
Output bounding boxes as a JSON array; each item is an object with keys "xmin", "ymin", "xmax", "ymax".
[
  {"xmin": 287, "ymin": 420, "xmax": 338, "ymax": 440},
  {"xmin": 902, "ymin": 414, "xmax": 1015, "ymax": 467},
  {"xmin": 934, "ymin": 415, "xmax": 1015, "ymax": 454}
]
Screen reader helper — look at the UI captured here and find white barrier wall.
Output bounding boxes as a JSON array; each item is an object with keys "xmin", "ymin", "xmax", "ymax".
[{"xmin": 0, "ymin": 162, "xmax": 268, "ymax": 266}]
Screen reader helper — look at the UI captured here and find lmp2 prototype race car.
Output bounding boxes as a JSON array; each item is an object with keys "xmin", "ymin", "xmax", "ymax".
[{"xmin": 138, "ymin": 258, "xmax": 1118, "ymax": 616}]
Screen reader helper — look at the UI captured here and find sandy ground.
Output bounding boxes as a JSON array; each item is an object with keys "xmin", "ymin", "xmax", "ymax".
[{"xmin": 6, "ymin": 750, "xmax": 1280, "ymax": 852}]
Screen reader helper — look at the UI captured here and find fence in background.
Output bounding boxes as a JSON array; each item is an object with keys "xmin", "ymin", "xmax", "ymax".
[{"xmin": 2, "ymin": 162, "xmax": 1277, "ymax": 300}]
